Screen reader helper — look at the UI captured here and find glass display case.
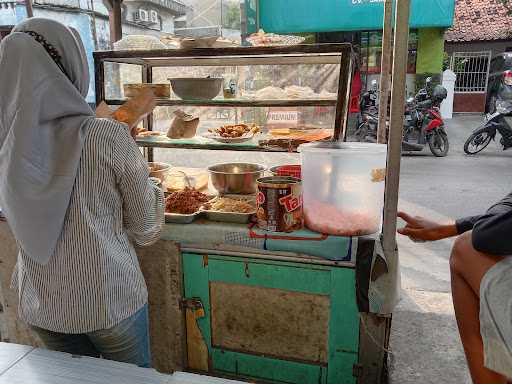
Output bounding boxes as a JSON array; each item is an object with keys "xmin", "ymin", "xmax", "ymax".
[{"xmin": 93, "ymin": 44, "xmax": 353, "ymax": 162}]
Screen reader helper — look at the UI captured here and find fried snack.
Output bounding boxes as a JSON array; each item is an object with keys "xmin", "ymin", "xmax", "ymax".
[
  {"xmin": 208, "ymin": 123, "xmax": 259, "ymax": 138},
  {"xmin": 137, "ymin": 130, "xmax": 164, "ymax": 137},
  {"xmin": 165, "ymin": 188, "xmax": 210, "ymax": 215}
]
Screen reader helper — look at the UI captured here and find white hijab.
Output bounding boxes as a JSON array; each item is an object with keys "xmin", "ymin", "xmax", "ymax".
[{"xmin": 0, "ymin": 18, "xmax": 94, "ymax": 264}]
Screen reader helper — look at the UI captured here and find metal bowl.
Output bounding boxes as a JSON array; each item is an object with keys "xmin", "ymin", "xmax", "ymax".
[
  {"xmin": 169, "ymin": 77, "xmax": 223, "ymax": 100},
  {"xmin": 148, "ymin": 162, "xmax": 171, "ymax": 183},
  {"xmin": 208, "ymin": 163, "xmax": 266, "ymax": 194}
]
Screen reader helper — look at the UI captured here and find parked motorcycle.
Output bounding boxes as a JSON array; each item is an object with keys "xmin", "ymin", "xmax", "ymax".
[
  {"xmin": 402, "ymin": 80, "xmax": 450, "ymax": 157},
  {"xmin": 355, "ymin": 80, "xmax": 379, "ymax": 142},
  {"xmin": 463, "ymin": 99, "xmax": 512, "ymax": 155}
]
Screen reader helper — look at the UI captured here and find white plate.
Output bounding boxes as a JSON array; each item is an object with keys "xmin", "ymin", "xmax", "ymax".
[{"xmin": 202, "ymin": 132, "xmax": 254, "ymax": 144}]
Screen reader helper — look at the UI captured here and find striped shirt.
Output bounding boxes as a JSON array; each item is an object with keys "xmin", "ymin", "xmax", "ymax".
[{"xmin": 11, "ymin": 118, "xmax": 165, "ymax": 334}]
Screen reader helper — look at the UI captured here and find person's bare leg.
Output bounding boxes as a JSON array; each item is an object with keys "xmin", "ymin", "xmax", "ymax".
[{"xmin": 450, "ymin": 231, "xmax": 507, "ymax": 384}]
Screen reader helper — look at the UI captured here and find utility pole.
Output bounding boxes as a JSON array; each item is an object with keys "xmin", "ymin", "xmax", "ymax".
[
  {"xmin": 382, "ymin": 0, "xmax": 410, "ymax": 255},
  {"xmin": 89, "ymin": 0, "xmax": 99, "ymax": 50},
  {"xmin": 377, "ymin": 0, "xmax": 392, "ymax": 144},
  {"xmin": 105, "ymin": 0, "xmax": 123, "ymax": 46},
  {"xmin": 25, "ymin": 0, "xmax": 34, "ymax": 17},
  {"xmin": 220, "ymin": 0, "xmax": 223, "ymax": 37}
]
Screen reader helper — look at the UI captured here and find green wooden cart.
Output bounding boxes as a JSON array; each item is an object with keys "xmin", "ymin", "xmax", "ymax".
[{"xmin": 91, "ymin": 4, "xmax": 411, "ymax": 379}]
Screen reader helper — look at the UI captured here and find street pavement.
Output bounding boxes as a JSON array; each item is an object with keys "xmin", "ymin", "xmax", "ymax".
[{"xmin": 391, "ymin": 114, "xmax": 512, "ymax": 384}]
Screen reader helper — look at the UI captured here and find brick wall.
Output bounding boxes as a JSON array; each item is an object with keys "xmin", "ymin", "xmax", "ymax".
[{"xmin": 453, "ymin": 93, "xmax": 486, "ymax": 113}]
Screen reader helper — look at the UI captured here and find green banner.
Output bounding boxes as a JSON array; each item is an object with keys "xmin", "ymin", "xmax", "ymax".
[{"xmin": 249, "ymin": 0, "xmax": 454, "ymax": 33}]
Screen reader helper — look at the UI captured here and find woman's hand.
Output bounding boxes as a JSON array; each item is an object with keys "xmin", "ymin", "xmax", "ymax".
[
  {"xmin": 112, "ymin": 89, "xmax": 156, "ymax": 138},
  {"xmin": 397, "ymin": 211, "xmax": 458, "ymax": 241}
]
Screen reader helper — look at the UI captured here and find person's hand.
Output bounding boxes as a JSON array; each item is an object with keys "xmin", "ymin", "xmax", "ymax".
[
  {"xmin": 112, "ymin": 89, "xmax": 156, "ymax": 138},
  {"xmin": 397, "ymin": 212, "xmax": 458, "ymax": 242}
]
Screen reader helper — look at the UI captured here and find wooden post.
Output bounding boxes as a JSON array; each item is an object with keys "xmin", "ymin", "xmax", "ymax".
[
  {"xmin": 382, "ymin": 0, "xmax": 410, "ymax": 254},
  {"xmin": 377, "ymin": 0, "xmax": 392, "ymax": 144},
  {"xmin": 25, "ymin": 0, "xmax": 34, "ymax": 17},
  {"xmin": 106, "ymin": 0, "xmax": 123, "ymax": 46}
]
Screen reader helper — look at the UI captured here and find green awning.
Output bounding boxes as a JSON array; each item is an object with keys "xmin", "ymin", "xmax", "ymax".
[{"xmin": 246, "ymin": 0, "xmax": 455, "ymax": 34}]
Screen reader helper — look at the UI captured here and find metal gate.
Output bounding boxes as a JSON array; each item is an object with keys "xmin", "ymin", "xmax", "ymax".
[{"xmin": 450, "ymin": 51, "xmax": 492, "ymax": 93}]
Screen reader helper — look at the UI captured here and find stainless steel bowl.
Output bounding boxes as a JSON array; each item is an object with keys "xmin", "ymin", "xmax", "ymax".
[{"xmin": 208, "ymin": 163, "xmax": 266, "ymax": 194}]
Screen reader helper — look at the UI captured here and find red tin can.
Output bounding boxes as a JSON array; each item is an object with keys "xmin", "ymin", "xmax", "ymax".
[{"xmin": 256, "ymin": 176, "xmax": 303, "ymax": 232}]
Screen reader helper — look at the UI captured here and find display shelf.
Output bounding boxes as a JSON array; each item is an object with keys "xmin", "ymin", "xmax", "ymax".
[
  {"xmin": 105, "ymin": 98, "xmax": 338, "ymax": 107},
  {"xmin": 93, "ymin": 44, "xmax": 351, "ymax": 67},
  {"xmin": 135, "ymin": 135, "xmax": 287, "ymax": 152}
]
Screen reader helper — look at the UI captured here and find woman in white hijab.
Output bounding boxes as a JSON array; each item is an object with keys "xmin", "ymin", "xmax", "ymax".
[{"xmin": 0, "ymin": 18, "xmax": 164, "ymax": 367}]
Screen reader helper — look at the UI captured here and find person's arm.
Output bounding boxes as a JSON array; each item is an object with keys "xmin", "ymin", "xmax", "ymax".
[
  {"xmin": 398, "ymin": 192, "xmax": 512, "ymax": 253},
  {"xmin": 112, "ymin": 89, "xmax": 156, "ymax": 138},
  {"xmin": 397, "ymin": 212, "xmax": 458, "ymax": 241},
  {"xmin": 115, "ymin": 124, "xmax": 164, "ymax": 246},
  {"xmin": 95, "ymin": 89, "xmax": 156, "ymax": 138},
  {"xmin": 471, "ymin": 194, "xmax": 512, "ymax": 255}
]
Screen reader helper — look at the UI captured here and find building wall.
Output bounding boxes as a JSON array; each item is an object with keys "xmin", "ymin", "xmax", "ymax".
[
  {"xmin": 4, "ymin": 5, "xmax": 97, "ymax": 102},
  {"xmin": 416, "ymin": 28, "xmax": 444, "ymax": 74},
  {"xmin": 453, "ymin": 93, "xmax": 486, "ymax": 113},
  {"xmin": 445, "ymin": 40, "xmax": 511, "ymax": 113},
  {"xmin": 2, "ymin": 0, "xmax": 187, "ymax": 103},
  {"xmin": 445, "ymin": 40, "xmax": 512, "ymax": 57},
  {"xmin": 124, "ymin": 1, "xmax": 176, "ymax": 34}
]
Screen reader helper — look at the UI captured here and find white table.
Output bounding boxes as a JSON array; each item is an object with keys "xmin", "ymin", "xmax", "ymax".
[{"xmin": 0, "ymin": 343, "xmax": 246, "ymax": 384}]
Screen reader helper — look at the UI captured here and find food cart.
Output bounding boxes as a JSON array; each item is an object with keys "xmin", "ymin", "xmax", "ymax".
[{"xmin": 0, "ymin": 1, "xmax": 411, "ymax": 383}]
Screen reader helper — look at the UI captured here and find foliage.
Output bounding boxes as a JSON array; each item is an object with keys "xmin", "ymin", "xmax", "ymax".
[
  {"xmin": 222, "ymin": 2, "xmax": 241, "ymax": 30},
  {"xmin": 443, "ymin": 52, "xmax": 450, "ymax": 71}
]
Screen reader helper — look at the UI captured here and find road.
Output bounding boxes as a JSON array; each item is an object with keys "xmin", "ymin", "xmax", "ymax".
[{"xmin": 391, "ymin": 114, "xmax": 512, "ymax": 384}]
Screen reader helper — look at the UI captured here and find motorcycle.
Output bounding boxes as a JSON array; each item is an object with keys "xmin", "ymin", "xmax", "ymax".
[
  {"xmin": 355, "ymin": 80, "xmax": 379, "ymax": 142},
  {"xmin": 402, "ymin": 80, "xmax": 450, "ymax": 157},
  {"xmin": 464, "ymin": 99, "xmax": 512, "ymax": 155}
]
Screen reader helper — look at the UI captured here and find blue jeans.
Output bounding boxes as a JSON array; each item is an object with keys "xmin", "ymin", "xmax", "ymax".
[{"xmin": 30, "ymin": 304, "xmax": 151, "ymax": 368}]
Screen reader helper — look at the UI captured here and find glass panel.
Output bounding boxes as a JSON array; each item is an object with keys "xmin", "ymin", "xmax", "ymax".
[
  {"xmin": 152, "ymin": 63, "xmax": 340, "ymax": 100},
  {"xmin": 360, "ymin": 30, "xmax": 418, "ymax": 79},
  {"xmin": 104, "ymin": 62, "xmax": 142, "ymax": 100},
  {"xmin": 110, "ymin": 0, "xmax": 242, "ymax": 48}
]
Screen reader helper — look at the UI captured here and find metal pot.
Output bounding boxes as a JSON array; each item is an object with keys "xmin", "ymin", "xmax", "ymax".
[{"xmin": 208, "ymin": 163, "xmax": 266, "ymax": 194}]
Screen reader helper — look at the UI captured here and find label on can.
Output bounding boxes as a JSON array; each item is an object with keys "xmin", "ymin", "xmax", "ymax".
[{"xmin": 256, "ymin": 177, "xmax": 303, "ymax": 232}]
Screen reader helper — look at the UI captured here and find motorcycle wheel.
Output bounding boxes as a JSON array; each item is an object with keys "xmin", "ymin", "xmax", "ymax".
[
  {"xmin": 487, "ymin": 95, "xmax": 497, "ymax": 114},
  {"xmin": 355, "ymin": 122, "xmax": 368, "ymax": 142},
  {"xmin": 464, "ymin": 128, "xmax": 492, "ymax": 155},
  {"xmin": 355, "ymin": 122, "xmax": 377, "ymax": 143},
  {"xmin": 428, "ymin": 130, "xmax": 449, "ymax": 157}
]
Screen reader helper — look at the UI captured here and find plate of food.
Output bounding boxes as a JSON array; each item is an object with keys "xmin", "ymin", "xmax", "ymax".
[
  {"xmin": 204, "ymin": 123, "xmax": 260, "ymax": 143},
  {"xmin": 203, "ymin": 196, "xmax": 257, "ymax": 224},
  {"xmin": 247, "ymin": 29, "xmax": 305, "ymax": 47}
]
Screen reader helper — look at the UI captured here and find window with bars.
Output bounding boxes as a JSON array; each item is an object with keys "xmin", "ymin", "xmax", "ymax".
[{"xmin": 450, "ymin": 51, "xmax": 491, "ymax": 93}]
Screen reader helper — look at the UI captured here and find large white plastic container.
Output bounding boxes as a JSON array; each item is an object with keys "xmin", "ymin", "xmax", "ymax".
[{"xmin": 299, "ymin": 142, "xmax": 387, "ymax": 236}]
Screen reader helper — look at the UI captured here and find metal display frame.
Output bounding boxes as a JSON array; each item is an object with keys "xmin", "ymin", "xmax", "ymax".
[{"xmin": 94, "ymin": 43, "xmax": 353, "ymax": 160}]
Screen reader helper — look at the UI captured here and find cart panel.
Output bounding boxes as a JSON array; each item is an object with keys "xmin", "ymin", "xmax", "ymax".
[
  {"xmin": 210, "ymin": 282, "xmax": 330, "ymax": 363},
  {"xmin": 182, "ymin": 253, "xmax": 359, "ymax": 384}
]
